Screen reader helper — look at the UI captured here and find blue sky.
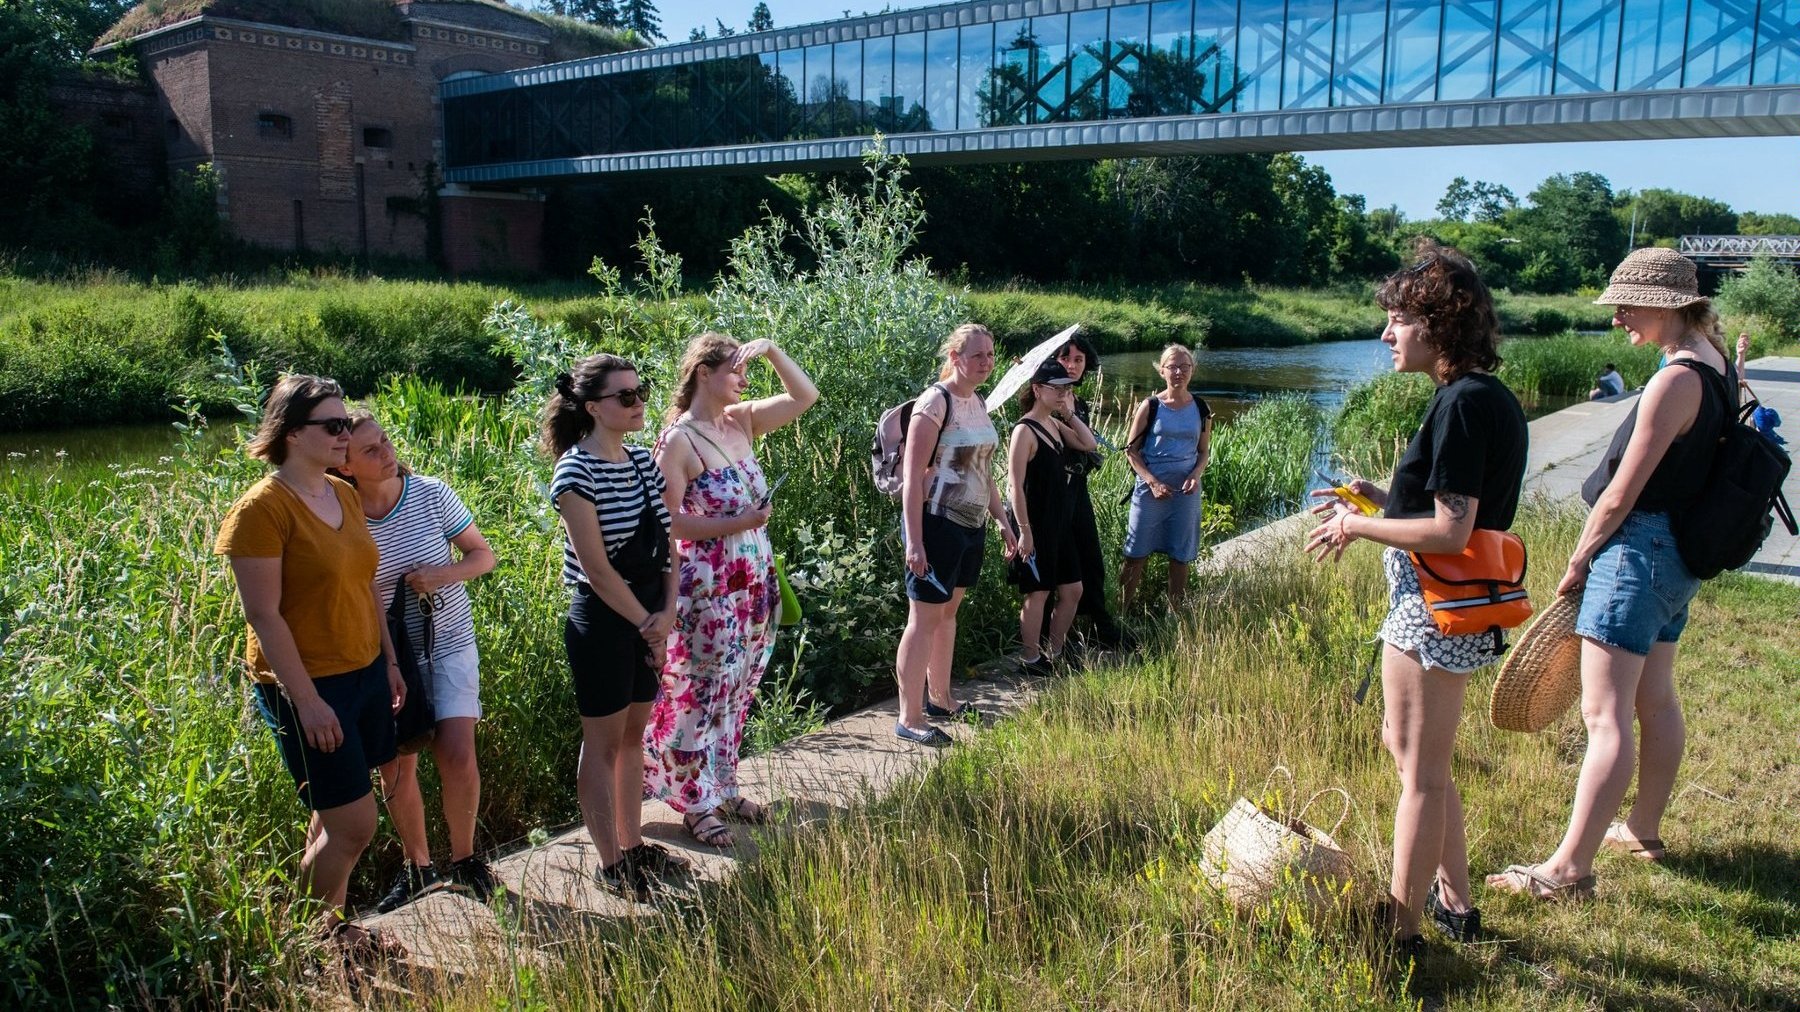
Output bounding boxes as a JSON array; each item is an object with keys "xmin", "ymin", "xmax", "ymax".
[{"xmin": 645, "ymin": 0, "xmax": 1800, "ymax": 222}]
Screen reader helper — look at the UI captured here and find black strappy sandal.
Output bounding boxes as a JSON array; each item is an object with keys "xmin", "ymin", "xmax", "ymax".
[{"xmin": 1426, "ymin": 879, "xmax": 1482, "ymax": 942}]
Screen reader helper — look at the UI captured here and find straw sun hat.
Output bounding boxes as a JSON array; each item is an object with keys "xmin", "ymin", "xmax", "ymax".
[
  {"xmin": 1490, "ymin": 593, "xmax": 1584, "ymax": 732},
  {"xmin": 1594, "ymin": 246, "xmax": 1708, "ymax": 309}
]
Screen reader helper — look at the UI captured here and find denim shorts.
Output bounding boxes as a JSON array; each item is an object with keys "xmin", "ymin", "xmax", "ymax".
[{"xmin": 1575, "ymin": 511, "xmax": 1702, "ymax": 656}]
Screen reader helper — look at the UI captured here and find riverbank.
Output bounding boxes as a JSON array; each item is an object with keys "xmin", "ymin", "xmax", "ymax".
[
  {"xmin": 358, "ymin": 499, "xmax": 1800, "ymax": 1011},
  {"xmin": 358, "ymin": 372, "xmax": 1800, "ymax": 1007},
  {"xmin": 0, "ymin": 270, "xmax": 1609, "ymax": 432},
  {"xmin": 972, "ymin": 282, "xmax": 1611, "ymax": 351}
]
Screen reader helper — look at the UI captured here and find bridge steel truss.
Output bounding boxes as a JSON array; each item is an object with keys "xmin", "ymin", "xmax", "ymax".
[
  {"xmin": 1679, "ymin": 234, "xmax": 1800, "ymax": 268},
  {"xmin": 442, "ymin": 0, "xmax": 1800, "ymax": 181}
]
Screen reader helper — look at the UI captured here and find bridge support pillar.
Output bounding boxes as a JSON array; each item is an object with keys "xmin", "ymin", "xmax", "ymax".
[{"xmin": 440, "ymin": 185, "xmax": 545, "ymax": 276}]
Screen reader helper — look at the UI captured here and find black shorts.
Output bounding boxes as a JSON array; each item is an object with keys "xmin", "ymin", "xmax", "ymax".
[
  {"xmin": 566, "ymin": 580, "xmax": 664, "ymax": 718},
  {"xmin": 254, "ymin": 655, "xmax": 396, "ymax": 811},
  {"xmin": 905, "ymin": 512, "xmax": 986, "ymax": 604}
]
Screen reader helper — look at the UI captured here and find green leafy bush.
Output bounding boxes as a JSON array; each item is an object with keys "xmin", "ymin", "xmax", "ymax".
[{"xmin": 1716, "ymin": 258, "xmax": 1800, "ymax": 343}]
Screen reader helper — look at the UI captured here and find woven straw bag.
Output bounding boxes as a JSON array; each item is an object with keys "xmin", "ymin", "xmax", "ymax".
[
  {"xmin": 1200, "ymin": 771, "xmax": 1354, "ymax": 910},
  {"xmin": 1490, "ymin": 592, "xmax": 1584, "ymax": 732}
]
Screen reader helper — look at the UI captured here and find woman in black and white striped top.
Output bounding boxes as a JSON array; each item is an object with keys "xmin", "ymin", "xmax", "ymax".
[
  {"xmin": 542, "ymin": 353, "xmax": 688, "ymax": 901},
  {"xmin": 551, "ymin": 444, "xmax": 673, "ymax": 587}
]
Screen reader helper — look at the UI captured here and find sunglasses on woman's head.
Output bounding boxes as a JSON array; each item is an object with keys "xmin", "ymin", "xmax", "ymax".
[
  {"xmin": 595, "ymin": 385, "xmax": 653, "ymax": 408},
  {"xmin": 298, "ymin": 417, "xmax": 352, "ymax": 436}
]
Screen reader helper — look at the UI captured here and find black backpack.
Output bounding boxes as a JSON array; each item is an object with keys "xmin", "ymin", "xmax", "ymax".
[{"xmin": 1673, "ymin": 361, "xmax": 1797, "ymax": 579}]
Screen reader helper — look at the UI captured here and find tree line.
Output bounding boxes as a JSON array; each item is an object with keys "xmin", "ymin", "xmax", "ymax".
[{"xmin": 548, "ymin": 157, "xmax": 1800, "ymax": 294}]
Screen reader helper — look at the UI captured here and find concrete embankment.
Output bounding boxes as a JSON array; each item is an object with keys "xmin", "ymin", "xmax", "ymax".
[{"xmin": 359, "ymin": 358, "xmax": 1800, "ymax": 991}]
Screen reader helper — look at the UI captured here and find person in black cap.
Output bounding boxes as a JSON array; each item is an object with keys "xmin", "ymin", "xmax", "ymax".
[
  {"xmin": 1046, "ymin": 335, "xmax": 1128, "ymax": 650},
  {"xmin": 1006, "ymin": 358, "xmax": 1097, "ymax": 674}
]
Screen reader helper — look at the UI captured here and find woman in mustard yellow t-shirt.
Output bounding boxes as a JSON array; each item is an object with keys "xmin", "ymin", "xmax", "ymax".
[{"xmin": 215, "ymin": 374, "xmax": 406, "ymax": 960}]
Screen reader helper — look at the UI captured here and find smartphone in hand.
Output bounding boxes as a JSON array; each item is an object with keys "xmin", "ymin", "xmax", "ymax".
[{"xmin": 756, "ymin": 472, "xmax": 788, "ymax": 511}]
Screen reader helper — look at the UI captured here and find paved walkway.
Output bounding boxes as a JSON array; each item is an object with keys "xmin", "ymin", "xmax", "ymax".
[
  {"xmin": 1522, "ymin": 355, "xmax": 1800, "ymax": 584},
  {"xmin": 360, "ymin": 669, "xmax": 1039, "ymax": 988},
  {"xmin": 357, "ymin": 357, "xmax": 1800, "ymax": 990}
]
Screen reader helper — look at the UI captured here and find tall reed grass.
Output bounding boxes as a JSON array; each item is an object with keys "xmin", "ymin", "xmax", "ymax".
[
  {"xmin": 1497, "ymin": 331, "xmax": 1660, "ymax": 406},
  {"xmin": 1, "ymin": 168, "xmax": 1339, "ymax": 1004},
  {"xmin": 1328, "ymin": 329, "xmax": 1665, "ymax": 479}
]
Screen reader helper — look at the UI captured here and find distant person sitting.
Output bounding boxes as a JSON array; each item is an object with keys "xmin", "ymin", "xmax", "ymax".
[{"xmin": 1589, "ymin": 363, "xmax": 1625, "ymax": 400}]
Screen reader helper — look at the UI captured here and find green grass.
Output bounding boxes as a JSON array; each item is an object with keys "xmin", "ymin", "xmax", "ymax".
[
  {"xmin": 411, "ymin": 502, "xmax": 1800, "ymax": 1011},
  {"xmin": 1498, "ymin": 330, "xmax": 1662, "ymax": 406},
  {"xmin": 0, "ymin": 266, "xmax": 1647, "ymax": 433},
  {"xmin": 8, "ymin": 377, "xmax": 1793, "ymax": 1007},
  {"xmin": 0, "ymin": 344, "xmax": 1331, "ymax": 1006}
]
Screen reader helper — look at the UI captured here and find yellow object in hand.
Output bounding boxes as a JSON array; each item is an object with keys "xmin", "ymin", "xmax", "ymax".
[{"xmin": 1315, "ymin": 469, "xmax": 1380, "ymax": 516}]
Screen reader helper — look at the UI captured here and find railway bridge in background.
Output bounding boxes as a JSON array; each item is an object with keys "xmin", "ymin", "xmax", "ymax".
[
  {"xmin": 1680, "ymin": 235, "xmax": 1800, "ymax": 269},
  {"xmin": 440, "ymin": 0, "xmax": 1800, "ymax": 182}
]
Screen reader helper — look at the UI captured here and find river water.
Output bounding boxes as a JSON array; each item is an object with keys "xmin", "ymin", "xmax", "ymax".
[
  {"xmin": 0, "ymin": 339, "xmax": 1487, "ymax": 475},
  {"xmin": 1081, "ymin": 340, "xmax": 1397, "ymax": 429}
]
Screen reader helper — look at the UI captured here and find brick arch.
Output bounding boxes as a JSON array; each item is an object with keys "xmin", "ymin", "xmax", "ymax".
[{"xmin": 432, "ymin": 54, "xmax": 511, "ymax": 80}]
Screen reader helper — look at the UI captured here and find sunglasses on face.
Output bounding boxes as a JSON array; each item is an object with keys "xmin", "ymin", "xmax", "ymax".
[
  {"xmin": 595, "ymin": 385, "xmax": 653, "ymax": 408},
  {"xmin": 298, "ymin": 417, "xmax": 352, "ymax": 436}
]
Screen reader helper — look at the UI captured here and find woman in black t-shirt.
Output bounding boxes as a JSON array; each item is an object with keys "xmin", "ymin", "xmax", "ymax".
[{"xmin": 1307, "ymin": 244, "xmax": 1528, "ymax": 954}]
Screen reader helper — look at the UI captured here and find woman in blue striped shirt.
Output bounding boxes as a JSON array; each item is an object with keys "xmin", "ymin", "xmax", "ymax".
[{"xmin": 339, "ymin": 410, "xmax": 498, "ymax": 912}]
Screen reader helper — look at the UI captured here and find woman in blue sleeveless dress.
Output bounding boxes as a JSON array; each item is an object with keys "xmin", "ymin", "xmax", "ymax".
[{"xmin": 1119, "ymin": 344, "xmax": 1212, "ymax": 610}]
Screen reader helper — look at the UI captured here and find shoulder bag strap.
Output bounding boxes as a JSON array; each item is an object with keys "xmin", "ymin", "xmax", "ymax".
[
  {"xmin": 920, "ymin": 383, "xmax": 952, "ymax": 463},
  {"xmin": 677, "ymin": 419, "xmax": 738, "ymax": 468},
  {"xmin": 622, "ymin": 447, "xmax": 658, "ymax": 512},
  {"xmin": 1019, "ymin": 417, "xmax": 1063, "ymax": 455},
  {"xmin": 1127, "ymin": 395, "xmax": 1160, "ymax": 452}
]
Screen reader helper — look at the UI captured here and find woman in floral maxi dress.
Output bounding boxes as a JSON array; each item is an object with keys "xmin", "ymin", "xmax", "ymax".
[{"xmin": 648, "ymin": 332, "xmax": 818, "ymax": 847}]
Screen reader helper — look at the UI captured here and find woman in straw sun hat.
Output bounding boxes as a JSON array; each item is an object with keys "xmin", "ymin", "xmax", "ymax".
[
  {"xmin": 1306, "ymin": 241, "xmax": 1528, "ymax": 954},
  {"xmin": 1487, "ymin": 246, "xmax": 1733, "ymax": 902}
]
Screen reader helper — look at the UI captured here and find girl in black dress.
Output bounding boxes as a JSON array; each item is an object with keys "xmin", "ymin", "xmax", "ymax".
[{"xmin": 1007, "ymin": 359, "xmax": 1097, "ymax": 673}]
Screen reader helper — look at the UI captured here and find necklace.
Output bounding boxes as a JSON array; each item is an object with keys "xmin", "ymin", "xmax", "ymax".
[{"xmin": 276, "ymin": 473, "xmax": 334, "ymax": 501}]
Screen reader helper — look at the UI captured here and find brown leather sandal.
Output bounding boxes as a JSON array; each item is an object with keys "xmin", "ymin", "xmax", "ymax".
[
  {"xmin": 717, "ymin": 795, "xmax": 771, "ymax": 825},
  {"xmin": 683, "ymin": 809, "xmax": 736, "ymax": 848},
  {"xmin": 1603, "ymin": 822, "xmax": 1665, "ymax": 863}
]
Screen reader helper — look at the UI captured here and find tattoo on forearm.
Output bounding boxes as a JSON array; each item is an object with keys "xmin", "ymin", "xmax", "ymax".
[{"xmin": 1438, "ymin": 492, "xmax": 1471, "ymax": 523}]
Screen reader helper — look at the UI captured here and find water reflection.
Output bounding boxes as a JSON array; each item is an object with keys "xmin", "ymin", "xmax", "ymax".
[{"xmin": 1082, "ymin": 340, "xmax": 1397, "ymax": 429}]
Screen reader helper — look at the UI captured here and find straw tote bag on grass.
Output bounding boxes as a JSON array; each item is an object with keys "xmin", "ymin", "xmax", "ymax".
[{"xmin": 1201, "ymin": 771, "xmax": 1354, "ymax": 911}]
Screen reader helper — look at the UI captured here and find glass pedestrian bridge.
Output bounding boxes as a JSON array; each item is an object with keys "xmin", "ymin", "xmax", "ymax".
[{"xmin": 442, "ymin": 0, "xmax": 1800, "ymax": 181}]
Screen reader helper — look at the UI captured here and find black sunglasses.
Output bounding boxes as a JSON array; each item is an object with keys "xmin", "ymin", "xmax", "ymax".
[
  {"xmin": 297, "ymin": 417, "xmax": 352, "ymax": 436},
  {"xmin": 595, "ymin": 384, "xmax": 653, "ymax": 408}
]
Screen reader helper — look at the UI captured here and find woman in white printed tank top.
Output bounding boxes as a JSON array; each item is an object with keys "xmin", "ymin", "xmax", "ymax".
[{"xmin": 894, "ymin": 324, "xmax": 1020, "ymax": 747}]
